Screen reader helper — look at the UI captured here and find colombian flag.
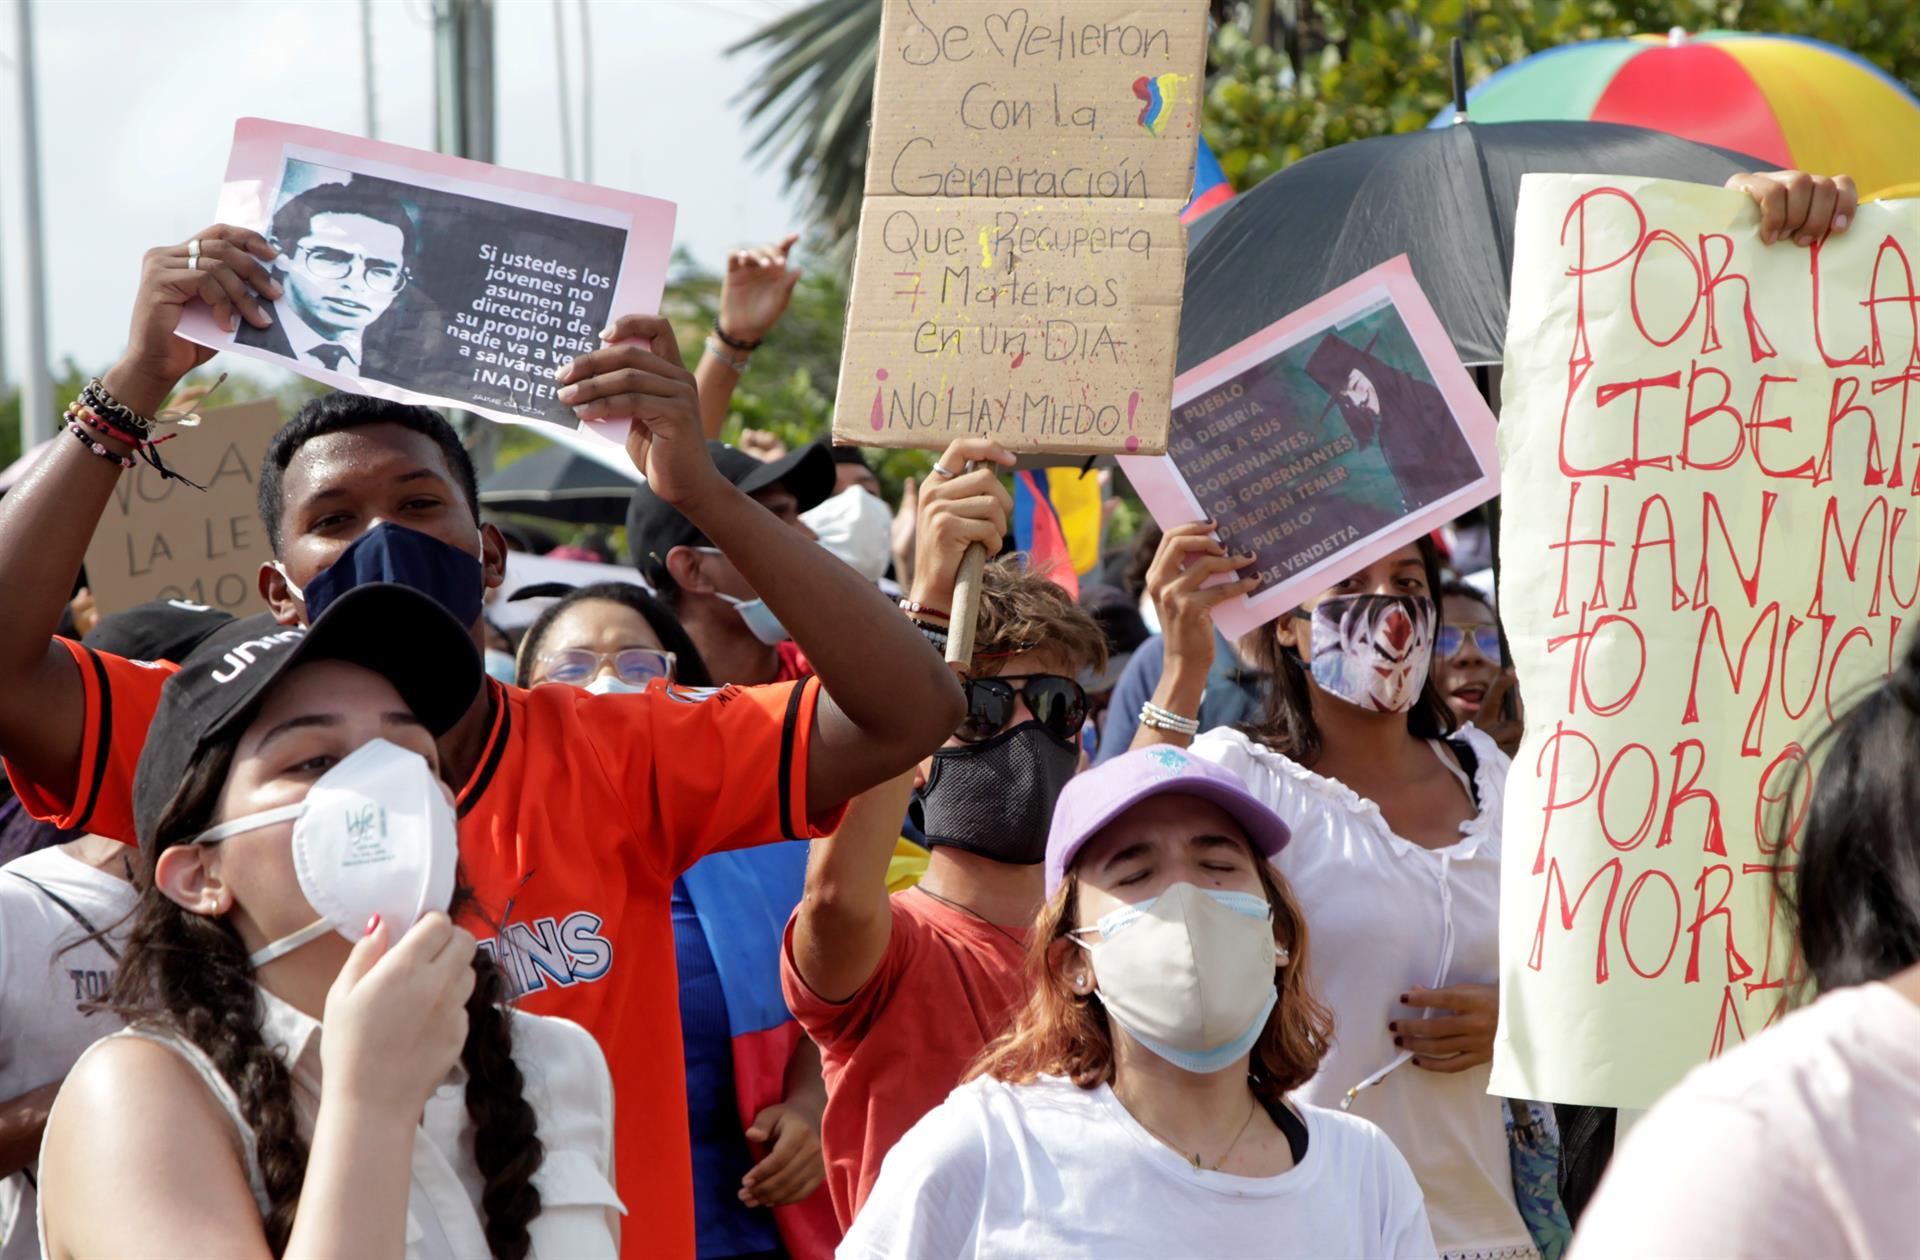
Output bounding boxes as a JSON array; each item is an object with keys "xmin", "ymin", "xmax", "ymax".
[
  {"xmin": 1183, "ymin": 134, "xmax": 1235, "ymax": 223},
  {"xmin": 1014, "ymin": 467, "xmax": 1102, "ymax": 598}
]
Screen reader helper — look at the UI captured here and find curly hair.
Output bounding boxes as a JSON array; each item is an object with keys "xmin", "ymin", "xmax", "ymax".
[
  {"xmin": 971, "ymin": 558, "xmax": 1109, "ymax": 679},
  {"xmin": 104, "ymin": 735, "xmax": 545, "ymax": 1259},
  {"xmin": 968, "ymin": 846, "xmax": 1334, "ymax": 1103}
]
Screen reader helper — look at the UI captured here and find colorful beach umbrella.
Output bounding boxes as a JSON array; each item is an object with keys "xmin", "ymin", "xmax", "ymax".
[{"xmin": 1432, "ymin": 30, "xmax": 1920, "ymax": 198}]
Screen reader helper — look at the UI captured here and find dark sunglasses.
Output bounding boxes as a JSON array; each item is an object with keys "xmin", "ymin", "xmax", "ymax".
[
  {"xmin": 959, "ymin": 674, "xmax": 1090, "ymax": 744},
  {"xmin": 1436, "ymin": 624, "xmax": 1503, "ymax": 661}
]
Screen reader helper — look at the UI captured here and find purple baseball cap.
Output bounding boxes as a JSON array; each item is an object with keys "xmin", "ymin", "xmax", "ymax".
[{"xmin": 1045, "ymin": 746, "xmax": 1292, "ymax": 896}]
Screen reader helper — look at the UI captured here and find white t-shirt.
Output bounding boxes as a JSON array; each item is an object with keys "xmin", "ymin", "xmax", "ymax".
[
  {"xmin": 840, "ymin": 1074, "xmax": 1437, "ymax": 1259},
  {"xmin": 1191, "ymin": 725, "xmax": 1534, "ymax": 1260},
  {"xmin": 1574, "ymin": 981, "xmax": 1920, "ymax": 1258},
  {"xmin": 0, "ymin": 846, "xmax": 136, "ymax": 1260}
]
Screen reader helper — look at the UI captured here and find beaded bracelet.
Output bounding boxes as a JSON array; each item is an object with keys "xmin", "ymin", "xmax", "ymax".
[
  {"xmin": 915, "ymin": 623, "xmax": 950, "ymax": 651},
  {"xmin": 81, "ymin": 377, "xmax": 154, "ymax": 439},
  {"xmin": 1139, "ymin": 700, "xmax": 1200, "ymax": 736},
  {"xmin": 899, "ymin": 599, "xmax": 951, "ymax": 621},
  {"xmin": 68, "ymin": 421, "xmax": 136, "ymax": 470},
  {"xmin": 68, "ymin": 401, "xmax": 143, "ymax": 447}
]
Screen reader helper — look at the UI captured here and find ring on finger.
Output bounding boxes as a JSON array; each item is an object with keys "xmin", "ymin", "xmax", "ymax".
[
  {"xmin": 187, "ymin": 239, "xmax": 202, "ymax": 271},
  {"xmin": 931, "ymin": 462, "xmax": 957, "ymax": 479}
]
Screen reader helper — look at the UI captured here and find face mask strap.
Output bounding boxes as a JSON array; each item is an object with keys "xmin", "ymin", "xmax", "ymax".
[
  {"xmin": 246, "ymin": 916, "xmax": 336, "ymax": 969},
  {"xmin": 272, "ymin": 561, "xmax": 305, "ymax": 602},
  {"xmin": 192, "ymin": 801, "xmax": 305, "ymax": 846}
]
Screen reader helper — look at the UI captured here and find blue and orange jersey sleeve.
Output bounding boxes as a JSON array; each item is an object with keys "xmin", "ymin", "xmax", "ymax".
[
  {"xmin": 573, "ymin": 675, "xmax": 845, "ymax": 878},
  {"xmin": 3, "ymin": 639, "xmax": 174, "ymax": 843}
]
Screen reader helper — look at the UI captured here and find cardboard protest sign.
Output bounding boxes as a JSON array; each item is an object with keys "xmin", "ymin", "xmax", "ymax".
[
  {"xmin": 1119, "ymin": 258, "xmax": 1498, "ymax": 639},
  {"xmin": 833, "ymin": 0, "xmax": 1209, "ymax": 455},
  {"xmin": 1491, "ymin": 176, "xmax": 1920, "ymax": 1109},
  {"xmin": 83, "ymin": 401, "xmax": 281, "ymax": 617},
  {"xmin": 180, "ymin": 118, "xmax": 675, "ymax": 441}
]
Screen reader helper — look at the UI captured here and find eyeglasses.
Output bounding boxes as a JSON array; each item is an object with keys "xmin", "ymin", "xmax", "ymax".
[
  {"xmin": 1436, "ymin": 624, "xmax": 1503, "ymax": 661},
  {"xmin": 294, "ymin": 243, "xmax": 409, "ymax": 294},
  {"xmin": 959, "ymin": 674, "xmax": 1090, "ymax": 744},
  {"xmin": 535, "ymin": 647, "xmax": 676, "ymax": 688}
]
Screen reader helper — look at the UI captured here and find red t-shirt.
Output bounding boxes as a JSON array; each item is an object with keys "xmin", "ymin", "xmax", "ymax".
[
  {"xmin": 774, "ymin": 639, "xmax": 813, "ymax": 683},
  {"xmin": 7, "ymin": 637, "xmax": 842, "ymax": 1259},
  {"xmin": 779, "ymin": 887, "xmax": 1028, "ymax": 1229}
]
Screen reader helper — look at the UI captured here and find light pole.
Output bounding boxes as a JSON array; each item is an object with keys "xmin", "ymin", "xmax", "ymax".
[{"xmin": 11, "ymin": 0, "xmax": 51, "ymax": 445}]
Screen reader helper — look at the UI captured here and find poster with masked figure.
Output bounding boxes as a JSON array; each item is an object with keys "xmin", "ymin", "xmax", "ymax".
[{"xmin": 1120, "ymin": 257, "xmax": 1499, "ymax": 639}]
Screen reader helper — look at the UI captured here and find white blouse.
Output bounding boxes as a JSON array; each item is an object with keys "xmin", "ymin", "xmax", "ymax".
[
  {"xmin": 1191, "ymin": 724, "xmax": 1535, "ymax": 1260},
  {"xmin": 42, "ymin": 988, "xmax": 623, "ymax": 1259}
]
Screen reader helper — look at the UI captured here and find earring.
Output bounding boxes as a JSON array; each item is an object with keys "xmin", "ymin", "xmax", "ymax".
[
  {"xmin": 1275, "ymin": 945, "xmax": 1291, "ymax": 967},
  {"xmin": 1073, "ymin": 974, "xmax": 1089, "ymax": 991}
]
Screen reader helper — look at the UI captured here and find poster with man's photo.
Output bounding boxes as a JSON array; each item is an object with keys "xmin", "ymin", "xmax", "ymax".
[
  {"xmin": 179, "ymin": 117, "xmax": 676, "ymax": 437},
  {"xmin": 1119, "ymin": 257, "xmax": 1498, "ymax": 639}
]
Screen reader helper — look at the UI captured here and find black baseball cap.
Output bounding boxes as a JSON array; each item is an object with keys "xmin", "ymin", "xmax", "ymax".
[
  {"xmin": 626, "ymin": 440, "xmax": 835, "ymax": 581},
  {"xmin": 83, "ymin": 598, "xmax": 236, "ymax": 663},
  {"xmin": 130, "ymin": 583, "xmax": 481, "ymax": 848}
]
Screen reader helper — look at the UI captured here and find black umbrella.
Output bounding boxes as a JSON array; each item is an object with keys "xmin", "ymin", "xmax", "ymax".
[
  {"xmin": 478, "ymin": 444, "xmax": 641, "ymax": 526},
  {"xmin": 1180, "ymin": 118, "xmax": 1771, "ymax": 370}
]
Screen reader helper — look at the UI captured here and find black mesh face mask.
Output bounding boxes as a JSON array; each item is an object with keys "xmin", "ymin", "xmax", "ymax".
[{"xmin": 912, "ymin": 721, "xmax": 1081, "ymax": 865}]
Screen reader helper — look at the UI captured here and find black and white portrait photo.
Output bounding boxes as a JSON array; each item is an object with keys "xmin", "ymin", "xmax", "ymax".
[{"xmin": 236, "ymin": 156, "xmax": 633, "ymax": 427}]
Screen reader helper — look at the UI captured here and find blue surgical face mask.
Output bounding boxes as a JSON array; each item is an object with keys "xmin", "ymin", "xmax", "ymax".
[
  {"xmin": 693, "ymin": 546, "xmax": 790, "ymax": 645},
  {"xmin": 276, "ymin": 521, "xmax": 484, "ymax": 628},
  {"xmin": 714, "ymin": 592, "xmax": 790, "ymax": 645},
  {"xmin": 483, "ymin": 648, "xmax": 517, "ymax": 684}
]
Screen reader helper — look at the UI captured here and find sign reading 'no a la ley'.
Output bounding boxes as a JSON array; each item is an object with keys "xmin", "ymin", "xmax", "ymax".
[{"xmin": 833, "ymin": 0, "xmax": 1210, "ymax": 456}]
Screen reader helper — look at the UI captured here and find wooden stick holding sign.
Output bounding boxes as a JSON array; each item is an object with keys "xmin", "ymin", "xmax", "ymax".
[{"xmin": 838, "ymin": 0, "xmax": 1211, "ymax": 658}]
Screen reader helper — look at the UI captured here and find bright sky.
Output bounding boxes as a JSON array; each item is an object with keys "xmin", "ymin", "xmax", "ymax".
[{"xmin": 0, "ymin": 0, "xmax": 808, "ymax": 377}]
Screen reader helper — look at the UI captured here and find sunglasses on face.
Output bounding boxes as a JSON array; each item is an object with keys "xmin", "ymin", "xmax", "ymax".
[
  {"xmin": 958, "ymin": 674, "xmax": 1090, "ymax": 744},
  {"xmin": 1436, "ymin": 624, "xmax": 1503, "ymax": 661},
  {"xmin": 536, "ymin": 647, "xmax": 676, "ymax": 688}
]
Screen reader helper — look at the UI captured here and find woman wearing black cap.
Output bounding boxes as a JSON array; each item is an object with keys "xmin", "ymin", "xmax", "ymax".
[{"xmin": 34, "ymin": 585, "xmax": 619, "ymax": 1260}]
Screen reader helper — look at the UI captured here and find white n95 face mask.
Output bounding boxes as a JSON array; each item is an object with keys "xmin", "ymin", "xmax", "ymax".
[
  {"xmin": 192, "ymin": 738, "xmax": 459, "ymax": 969},
  {"xmin": 1072, "ymin": 882, "xmax": 1281, "ymax": 1075},
  {"xmin": 801, "ymin": 485, "xmax": 894, "ymax": 584}
]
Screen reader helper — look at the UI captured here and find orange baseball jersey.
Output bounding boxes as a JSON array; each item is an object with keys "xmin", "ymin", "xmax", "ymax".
[{"xmin": 7, "ymin": 636, "xmax": 843, "ymax": 1259}]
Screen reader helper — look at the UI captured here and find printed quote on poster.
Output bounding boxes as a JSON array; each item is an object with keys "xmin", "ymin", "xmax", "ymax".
[{"xmin": 1491, "ymin": 176, "xmax": 1920, "ymax": 1108}]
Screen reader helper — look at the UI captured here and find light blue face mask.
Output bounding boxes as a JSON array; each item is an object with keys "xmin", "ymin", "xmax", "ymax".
[
  {"xmin": 483, "ymin": 648, "xmax": 517, "ymax": 685},
  {"xmin": 694, "ymin": 547, "xmax": 791, "ymax": 645},
  {"xmin": 1073, "ymin": 883, "xmax": 1283, "ymax": 1076}
]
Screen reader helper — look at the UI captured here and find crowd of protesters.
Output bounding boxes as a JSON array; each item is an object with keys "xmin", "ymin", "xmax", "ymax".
[{"xmin": 0, "ymin": 167, "xmax": 1912, "ymax": 1260}]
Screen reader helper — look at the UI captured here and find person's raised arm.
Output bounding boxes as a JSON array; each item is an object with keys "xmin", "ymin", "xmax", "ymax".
[
  {"xmin": 0, "ymin": 227, "xmax": 278, "ymax": 799},
  {"xmin": 1129, "ymin": 521, "xmax": 1255, "ymax": 752},
  {"xmin": 554, "ymin": 315, "xmax": 965, "ymax": 812},
  {"xmin": 697, "ymin": 234, "xmax": 801, "ymax": 440},
  {"xmin": 0, "ymin": 1080, "xmax": 59, "ymax": 1178},
  {"xmin": 789, "ymin": 772, "xmax": 915, "ymax": 1005}
]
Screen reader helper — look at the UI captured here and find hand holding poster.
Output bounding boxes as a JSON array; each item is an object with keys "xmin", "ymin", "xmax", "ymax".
[
  {"xmin": 1120, "ymin": 257, "xmax": 1500, "ymax": 639},
  {"xmin": 180, "ymin": 118, "xmax": 675, "ymax": 437},
  {"xmin": 82, "ymin": 400, "xmax": 281, "ymax": 617},
  {"xmin": 1492, "ymin": 176, "xmax": 1919, "ymax": 1109},
  {"xmin": 833, "ymin": 0, "xmax": 1209, "ymax": 455}
]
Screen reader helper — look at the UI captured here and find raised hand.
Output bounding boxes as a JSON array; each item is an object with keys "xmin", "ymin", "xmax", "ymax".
[
  {"xmin": 1725, "ymin": 170, "xmax": 1858, "ymax": 246},
  {"xmin": 719, "ymin": 233, "xmax": 802, "ymax": 345},
  {"xmin": 909, "ymin": 438, "xmax": 1016, "ymax": 611},
  {"xmin": 1147, "ymin": 521, "xmax": 1258, "ymax": 680},
  {"xmin": 108, "ymin": 226, "xmax": 281, "ymax": 416},
  {"xmin": 556, "ymin": 314, "xmax": 728, "ymax": 511}
]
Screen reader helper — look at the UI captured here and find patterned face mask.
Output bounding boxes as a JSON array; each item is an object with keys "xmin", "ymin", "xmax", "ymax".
[{"xmin": 1302, "ymin": 594, "xmax": 1437, "ymax": 714}]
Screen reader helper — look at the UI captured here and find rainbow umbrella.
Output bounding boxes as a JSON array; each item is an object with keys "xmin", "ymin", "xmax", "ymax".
[{"xmin": 1431, "ymin": 30, "xmax": 1920, "ymax": 198}]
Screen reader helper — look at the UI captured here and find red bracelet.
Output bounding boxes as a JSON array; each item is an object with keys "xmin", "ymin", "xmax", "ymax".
[
  {"xmin": 68, "ymin": 402, "xmax": 141, "ymax": 446},
  {"xmin": 899, "ymin": 599, "xmax": 951, "ymax": 620}
]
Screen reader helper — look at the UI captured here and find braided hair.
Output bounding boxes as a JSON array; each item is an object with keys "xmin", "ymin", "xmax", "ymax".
[{"xmin": 104, "ymin": 735, "xmax": 545, "ymax": 1259}]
